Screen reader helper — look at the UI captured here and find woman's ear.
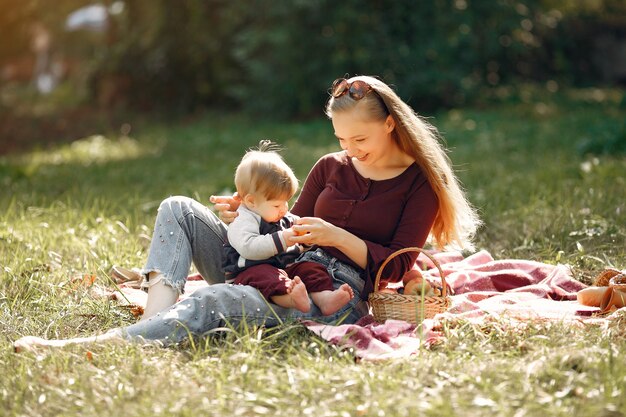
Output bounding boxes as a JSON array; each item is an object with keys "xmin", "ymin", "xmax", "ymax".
[{"xmin": 385, "ymin": 115, "xmax": 395, "ymax": 133}]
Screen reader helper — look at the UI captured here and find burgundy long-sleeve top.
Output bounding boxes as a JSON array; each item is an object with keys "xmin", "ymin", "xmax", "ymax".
[{"xmin": 291, "ymin": 151, "xmax": 438, "ymax": 298}]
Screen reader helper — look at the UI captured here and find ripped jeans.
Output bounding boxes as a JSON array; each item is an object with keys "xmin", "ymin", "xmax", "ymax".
[{"xmin": 121, "ymin": 196, "xmax": 369, "ymax": 344}]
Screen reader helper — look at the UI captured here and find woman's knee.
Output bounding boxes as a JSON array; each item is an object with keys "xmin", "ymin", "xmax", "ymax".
[
  {"xmin": 159, "ymin": 195, "xmax": 190, "ymax": 210},
  {"xmin": 157, "ymin": 195, "xmax": 196, "ymax": 221}
]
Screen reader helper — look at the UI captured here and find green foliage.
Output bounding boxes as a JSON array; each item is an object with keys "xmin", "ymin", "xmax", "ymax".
[
  {"xmin": 578, "ymin": 123, "xmax": 626, "ymax": 156},
  {"xmin": 4, "ymin": 0, "xmax": 624, "ymax": 117},
  {"xmin": 98, "ymin": 0, "xmax": 626, "ymax": 115},
  {"xmin": 0, "ymin": 0, "xmax": 626, "ymax": 117},
  {"xmin": 87, "ymin": 0, "xmax": 250, "ymax": 112}
]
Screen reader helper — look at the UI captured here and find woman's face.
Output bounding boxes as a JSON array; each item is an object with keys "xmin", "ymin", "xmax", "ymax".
[{"xmin": 331, "ymin": 106, "xmax": 395, "ymax": 167}]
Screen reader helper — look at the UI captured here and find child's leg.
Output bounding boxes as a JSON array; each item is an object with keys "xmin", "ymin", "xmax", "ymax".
[
  {"xmin": 234, "ymin": 264, "xmax": 310, "ymax": 312},
  {"xmin": 287, "ymin": 262, "xmax": 354, "ymax": 316}
]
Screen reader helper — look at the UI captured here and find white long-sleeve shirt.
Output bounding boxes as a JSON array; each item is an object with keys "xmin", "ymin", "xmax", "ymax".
[{"xmin": 223, "ymin": 205, "xmax": 304, "ymax": 278}]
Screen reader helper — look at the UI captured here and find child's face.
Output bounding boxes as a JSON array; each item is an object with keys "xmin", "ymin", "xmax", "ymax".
[{"xmin": 246, "ymin": 195, "xmax": 289, "ymax": 223}]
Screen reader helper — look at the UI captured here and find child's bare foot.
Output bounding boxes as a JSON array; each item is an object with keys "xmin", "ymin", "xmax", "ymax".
[
  {"xmin": 289, "ymin": 276, "xmax": 311, "ymax": 312},
  {"xmin": 311, "ymin": 284, "xmax": 354, "ymax": 316},
  {"xmin": 271, "ymin": 276, "xmax": 311, "ymax": 313}
]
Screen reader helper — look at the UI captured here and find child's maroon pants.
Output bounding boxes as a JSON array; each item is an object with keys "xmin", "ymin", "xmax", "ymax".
[{"xmin": 233, "ymin": 261, "xmax": 334, "ymax": 300}]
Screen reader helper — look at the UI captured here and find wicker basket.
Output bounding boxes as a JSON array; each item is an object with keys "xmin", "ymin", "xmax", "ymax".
[
  {"xmin": 368, "ymin": 247, "xmax": 451, "ymax": 324},
  {"xmin": 609, "ymin": 272, "xmax": 626, "ymax": 291},
  {"xmin": 593, "ymin": 268, "xmax": 624, "ymax": 287}
]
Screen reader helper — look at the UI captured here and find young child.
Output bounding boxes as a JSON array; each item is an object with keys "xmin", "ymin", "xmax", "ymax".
[{"xmin": 223, "ymin": 140, "xmax": 353, "ymax": 314}]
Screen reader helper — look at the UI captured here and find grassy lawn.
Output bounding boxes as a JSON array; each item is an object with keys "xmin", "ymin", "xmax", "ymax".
[{"xmin": 1, "ymin": 87, "xmax": 626, "ymax": 416}]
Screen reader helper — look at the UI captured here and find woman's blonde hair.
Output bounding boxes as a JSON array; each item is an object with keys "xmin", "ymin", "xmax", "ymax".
[
  {"xmin": 325, "ymin": 76, "xmax": 481, "ymax": 250},
  {"xmin": 235, "ymin": 140, "xmax": 299, "ymax": 201}
]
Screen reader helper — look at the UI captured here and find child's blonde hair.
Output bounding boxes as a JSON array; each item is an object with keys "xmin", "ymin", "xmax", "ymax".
[
  {"xmin": 235, "ymin": 140, "xmax": 298, "ymax": 201},
  {"xmin": 326, "ymin": 76, "xmax": 481, "ymax": 250}
]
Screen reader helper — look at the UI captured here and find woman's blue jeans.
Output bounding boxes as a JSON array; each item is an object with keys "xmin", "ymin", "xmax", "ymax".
[{"xmin": 121, "ymin": 196, "xmax": 369, "ymax": 344}]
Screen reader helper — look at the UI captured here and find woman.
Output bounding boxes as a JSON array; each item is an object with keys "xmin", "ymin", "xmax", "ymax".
[{"xmin": 14, "ymin": 75, "xmax": 480, "ymax": 351}]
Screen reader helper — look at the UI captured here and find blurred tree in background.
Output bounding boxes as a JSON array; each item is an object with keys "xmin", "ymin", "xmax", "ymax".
[{"xmin": 1, "ymin": 0, "xmax": 625, "ymax": 119}]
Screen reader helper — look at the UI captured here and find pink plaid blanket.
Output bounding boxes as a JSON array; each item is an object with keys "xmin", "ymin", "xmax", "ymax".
[
  {"xmin": 304, "ymin": 250, "xmax": 614, "ymax": 361},
  {"xmin": 110, "ymin": 250, "xmax": 616, "ymax": 361}
]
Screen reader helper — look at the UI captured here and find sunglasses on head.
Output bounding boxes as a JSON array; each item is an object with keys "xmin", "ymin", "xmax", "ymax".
[{"xmin": 331, "ymin": 78, "xmax": 373, "ymax": 100}]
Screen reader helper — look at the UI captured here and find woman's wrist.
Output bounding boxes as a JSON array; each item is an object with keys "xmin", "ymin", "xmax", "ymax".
[
  {"xmin": 332, "ymin": 224, "xmax": 351, "ymax": 249},
  {"xmin": 332, "ymin": 226, "xmax": 368, "ymax": 269}
]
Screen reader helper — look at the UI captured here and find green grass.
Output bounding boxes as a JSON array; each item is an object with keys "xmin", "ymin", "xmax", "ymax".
[{"xmin": 2, "ymin": 87, "xmax": 626, "ymax": 416}]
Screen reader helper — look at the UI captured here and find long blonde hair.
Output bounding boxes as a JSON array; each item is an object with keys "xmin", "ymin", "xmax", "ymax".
[{"xmin": 325, "ymin": 75, "xmax": 481, "ymax": 250}]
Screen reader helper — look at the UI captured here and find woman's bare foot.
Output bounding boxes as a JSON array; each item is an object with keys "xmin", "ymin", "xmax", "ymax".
[
  {"xmin": 13, "ymin": 330, "xmax": 124, "ymax": 353},
  {"xmin": 271, "ymin": 276, "xmax": 311, "ymax": 312},
  {"xmin": 13, "ymin": 336, "xmax": 67, "ymax": 352},
  {"xmin": 311, "ymin": 284, "xmax": 354, "ymax": 316}
]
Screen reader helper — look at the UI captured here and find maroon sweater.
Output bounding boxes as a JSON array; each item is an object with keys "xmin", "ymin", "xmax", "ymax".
[{"xmin": 291, "ymin": 152, "xmax": 438, "ymax": 297}]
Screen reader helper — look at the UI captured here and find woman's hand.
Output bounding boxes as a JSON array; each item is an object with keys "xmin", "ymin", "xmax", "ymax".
[
  {"xmin": 209, "ymin": 194, "xmax": 241, "ymax": 224},
  {"xmin": 290, "ymin": 217, "xmax": 342, "ymax": 247},
  {"xmin": 291, "ymin": 217, "xmax": 368, "ymax": 269}
]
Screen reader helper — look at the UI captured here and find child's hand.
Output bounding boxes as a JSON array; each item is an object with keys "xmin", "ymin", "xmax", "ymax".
[{"xmin": 282, "ymin": 228, "xmax": 299, "ymax": 246}]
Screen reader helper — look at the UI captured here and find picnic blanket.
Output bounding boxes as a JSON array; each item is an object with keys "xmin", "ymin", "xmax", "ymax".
[
  {"xmin": 304, "ymin": 250, "xmax": 619, "ymax": 361},
  {"xmin": 108, "ymin": 250, "xmax": 618, "ymax": 361}
]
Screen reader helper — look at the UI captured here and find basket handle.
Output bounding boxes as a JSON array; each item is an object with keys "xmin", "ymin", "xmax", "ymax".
[{"xmin": 373, "ymin": 247, "xmax": 448, "ymax": 298}]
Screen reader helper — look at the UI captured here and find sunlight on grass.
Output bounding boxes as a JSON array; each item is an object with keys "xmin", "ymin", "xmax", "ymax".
[
  {"xmin": 1, "ymin": 89, "xmax": 626, "ymax": 417},
  {"xmin": 11, "ymin": 134, "xmax": 162, "ymax": 167}
]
